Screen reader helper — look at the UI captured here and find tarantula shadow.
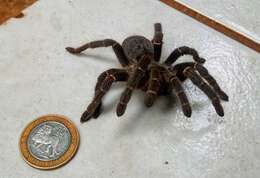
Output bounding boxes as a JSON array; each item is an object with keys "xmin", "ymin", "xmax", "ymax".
[{"xmin": 66, "ymin": 23, "xmax": 228, "ymax": 123}]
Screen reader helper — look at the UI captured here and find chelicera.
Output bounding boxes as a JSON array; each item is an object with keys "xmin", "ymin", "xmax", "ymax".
[{"xmin": 66, "ymin": 23, "xmax": 228, "ymax": 123}]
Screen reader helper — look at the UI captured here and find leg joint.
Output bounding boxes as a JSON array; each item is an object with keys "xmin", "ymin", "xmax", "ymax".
[
  {"xmin": 182, "ymin": 102, "xmax": 190, "ymax": 106},
  {"xmin": 170, "ymin": 75, "xmax": 177, "ymax": 82},
  {"xmin": 151, "ymin": 78, "xmax": 159, "ymax": 82},
  {"xmin": 147, "ymin": 90, "xmax": 157, "ymax": 95},
  {"xmin": 99, "ymin": 87, "xmax": 105, "ymax": 93},
  {"xmin": 137, "ymin": 67, "xmax": 145, "ymax": 73},
  {"xmin": 104, "ymin": 39, "xmax": 117, "ymax": 46},
  {"xmin": 109, "ymin": 74, "xmax": 116, "ymax": 81},
  {"xmin": 176, "ymin": 90, "xmax": 184, "ymax": 95}
]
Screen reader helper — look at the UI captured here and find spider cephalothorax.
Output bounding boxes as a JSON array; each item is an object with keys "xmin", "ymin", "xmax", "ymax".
[{"xmin": 66, "ymin": 23, "xmax": 228, "ymax": 123}]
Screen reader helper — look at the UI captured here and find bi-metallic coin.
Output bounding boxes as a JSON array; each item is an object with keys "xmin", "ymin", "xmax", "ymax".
[{"xmin": 19, "ymin": 114, "xmax": 79, "ymax": 170}]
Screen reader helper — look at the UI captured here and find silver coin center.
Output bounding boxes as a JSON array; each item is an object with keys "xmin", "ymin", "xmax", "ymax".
[{"xmin": 27, "ymin": 121, "xmax": 71, "ymax": 161}]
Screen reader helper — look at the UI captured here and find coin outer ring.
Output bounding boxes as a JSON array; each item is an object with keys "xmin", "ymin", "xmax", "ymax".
[{"xmin": 19, "ymin": 114, "xmax": 79, "ymax": 170}]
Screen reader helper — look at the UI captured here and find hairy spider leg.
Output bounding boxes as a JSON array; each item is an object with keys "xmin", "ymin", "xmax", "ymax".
[
  {"xmin": 163, "ymin": 71, "xmax": 192, "ymax": 117},
  {"xmin": 91, "ymin": 71, "xmax": 107, "ymax": 119},
  {"xmin": 91, "ymin": 70, "xmax": 113, "ymax": 118},
  {"xmin": 66, "ymin": 39, "xmax": 129, "ymax": 67},
  {"xmin": 164, "ymin": 46, "xmax": 206, "ymax": 66},
  {"xmin": 116, "ymin": 54, "xmax": 152, "ymax": 116},
  {"xmin": 183, "ymin": 67, "xmax": 224, "ymax": 116},
  {"xmin": 194, "ymin": 64, "xmax": 229, "ymax": 101},
  {"xmin": 152, "ymin": 23, "xmax": 163, "ymax": 62},
  {"xmin": 144, "ymin": 67, "xmax": 161, "ymax": 107},
  {"xmin": 81, "ymin": 69, "xmax": 128, "ymax": 122},
  {"xmin": 171, "ymin": 62, "xmax": 229, "ymax": 101},
  {"xmin": 169, "ymin": 62, "xmax": 194, "ymax": 82}
]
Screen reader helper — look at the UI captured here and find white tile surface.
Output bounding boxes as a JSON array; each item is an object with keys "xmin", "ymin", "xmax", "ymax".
[
  {"xmin": 179, "ymin": 0, "xmax": 260, "ymax": 42},
  {"xmin": 0, "ymin": 0, "xmax": 259, "ymax": 178}
]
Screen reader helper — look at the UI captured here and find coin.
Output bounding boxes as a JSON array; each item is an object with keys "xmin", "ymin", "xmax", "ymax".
[{"xmin": 19, "ymin": 114, "xmax": 79, "ymax": 170}]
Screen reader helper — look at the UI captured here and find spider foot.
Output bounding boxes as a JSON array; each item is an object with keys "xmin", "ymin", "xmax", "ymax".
[
  {"xmin": 212, "ymin": 99, "xmax": 224, "ymax": 117},
  {"xmin": 183, "ymin": 105, "xmax": 192, "ymax": 117},
  {"xmin": 144, "ymin": 94, "xmax": 156, "ymax": 107},
  {"xmin": 116, "ymin": 103, "xmax": 126, "ymax": 117},
  {"xmin": 194, "ymin": 63, "xmax": 228, "ymax": 101},
  {"xmin": 80, "ymin": 103, "xmax": 102, "ymax": 122},
  {"xmin": 199, "ymin": 58, "xmax": 206, "ymax": 64},
  {"xmin": 80, "ymin": 110, "xmax": 92, "ymax": 123},
  {"xmin": 65, "ymin": 47, "xmax": 80, "ymax": 54}
]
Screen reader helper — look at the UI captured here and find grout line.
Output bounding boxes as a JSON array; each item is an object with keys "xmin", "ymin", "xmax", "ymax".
[{"xmin": 160, "ymin": 0, "xmax": 260, "ymax": 53}]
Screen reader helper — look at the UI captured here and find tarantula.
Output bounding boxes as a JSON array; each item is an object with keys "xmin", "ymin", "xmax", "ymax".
[{"xmin": 66, "ymin": 23, "xmax": 228, "ymax": 123}]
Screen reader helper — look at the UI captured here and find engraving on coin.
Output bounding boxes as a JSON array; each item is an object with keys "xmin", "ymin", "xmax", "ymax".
[
  {"xmin": 19, "ymin": 115, "xmax": 79, "ymax": 170},
  {"xmin": 27, "ymin": 121, "xmax": 71, "ymax": 161}
]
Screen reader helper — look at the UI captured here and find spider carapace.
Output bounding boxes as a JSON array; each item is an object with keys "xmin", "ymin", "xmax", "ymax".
[{"xmin": 66, "ymin": 23, "xmax": 228, "ymax": 123}]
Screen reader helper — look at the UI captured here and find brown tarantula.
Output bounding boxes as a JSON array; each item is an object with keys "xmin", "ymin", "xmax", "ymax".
[{"xmin": 66, "ymin": 23, "xmax": 228, "ymax": 123}]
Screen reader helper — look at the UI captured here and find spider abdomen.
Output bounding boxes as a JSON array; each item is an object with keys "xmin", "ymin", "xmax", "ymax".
[{"xmin": 122, "ymin": 35, "xmax": 154, "ymax": 60}]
